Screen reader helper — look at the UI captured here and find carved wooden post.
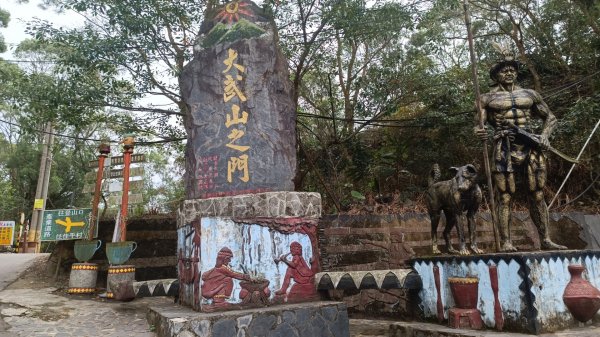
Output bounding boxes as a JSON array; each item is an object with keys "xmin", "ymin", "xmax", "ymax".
[
  {"xmin": 89, "ymin": 141, "xmax": 110, "ymax": 239},
  {"xmin": 119, "ymin": 135, "xmax": 134, "ymax": 242},
  {"xmin": 489, "ymin": 264, "xmax": 504, "ymax": 330},
  {"xmin": 433, "ymin": 265, "xmax": 444, "ymax": 322}
]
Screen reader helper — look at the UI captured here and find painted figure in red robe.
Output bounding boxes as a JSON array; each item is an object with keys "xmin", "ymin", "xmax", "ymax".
[
  {"xmin": 201, "ymin": 247, "xmax": 250, "ymax": 307},
  {"xmin": 275, "ymin": 241, "xmax": 317, "ymax": 301}
]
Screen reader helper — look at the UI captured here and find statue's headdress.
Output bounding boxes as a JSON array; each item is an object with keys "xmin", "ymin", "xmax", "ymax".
[{"xmin": 489, "ymin": 42, "xmax": 520, "ymax": 82}]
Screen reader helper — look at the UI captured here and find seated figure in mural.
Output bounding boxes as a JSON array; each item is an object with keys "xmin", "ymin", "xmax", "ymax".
[
  {"xmin": 275, "ymin": 241, "xmax": 317, "ymax": 301},
  {"xmin": 201, "ymin": 247, "xmax": 251, "ymax": 306},
  {"xmin": 474, "ymin": 46, "xmax": 567, "ymax": 252}
]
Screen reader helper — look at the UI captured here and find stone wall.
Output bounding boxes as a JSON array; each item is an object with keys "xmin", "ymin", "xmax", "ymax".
[{"xmin": 319, "ymin": 212, "xmax": 541, "ymax": 271}]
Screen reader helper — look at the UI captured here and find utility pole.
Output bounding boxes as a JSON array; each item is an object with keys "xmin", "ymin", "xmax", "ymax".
[{"xmin": 27, "ymin": 121, "xmax": 54, "ymax": 253}]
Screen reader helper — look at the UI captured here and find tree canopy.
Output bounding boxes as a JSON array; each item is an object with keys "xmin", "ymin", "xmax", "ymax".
[{"xmin": 1, "ymin": 0, "xmax": 600, "ymax": 216}]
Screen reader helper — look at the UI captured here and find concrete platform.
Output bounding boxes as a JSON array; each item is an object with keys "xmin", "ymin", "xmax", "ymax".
[
  {"xmin": 147, "ymin": 300, "xmax": 349, "ymax": 337},
  {"xmin": 412, "ymin": 250, "xmax": 600, "ymax": 334},
  {"xmin": 349, "ymin": 319, "xmax": 600, "ymax": 336}
]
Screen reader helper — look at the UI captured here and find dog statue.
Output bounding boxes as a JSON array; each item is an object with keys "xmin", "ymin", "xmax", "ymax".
[{"xmin": 425, "ymin": 164, "xmax": 483, "ymax": 255}]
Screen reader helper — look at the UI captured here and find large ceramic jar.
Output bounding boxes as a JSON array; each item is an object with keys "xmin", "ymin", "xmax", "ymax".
[
  {"xmin": 563, "ymin": 264, "xmax": 600, "ymax": 322},
  {"xmin": 448, "ymin": 277, "xmax": 479, "ymax": 309}
]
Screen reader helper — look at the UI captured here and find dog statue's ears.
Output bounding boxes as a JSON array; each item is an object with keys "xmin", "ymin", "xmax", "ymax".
[
  {"xmin": 466, "ymin": 164, "xmax": 477, "ymax": 175},
  {"xmin": 449, "ymin": 165, "xmax": 477, "ymax": 177}
]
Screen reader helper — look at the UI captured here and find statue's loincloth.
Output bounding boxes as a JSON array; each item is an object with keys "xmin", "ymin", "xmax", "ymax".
[{"xmin": 492, "ymin": 129, "xmax": 541, "ymax": 173}]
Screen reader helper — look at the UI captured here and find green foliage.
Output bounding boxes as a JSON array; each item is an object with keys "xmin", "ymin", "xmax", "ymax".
[
  {"xmin": 140, "ymin": 147, "xmax": 184, "ymax": 214},
  {"xmin": 202, "ymin": 19, "xmax": 266, "ymax": 48},
  {"xmin": 350, "ymin": 190, "xmax": 365, "ymax": 200},
  {"xmin": 0, "ymin": 112, "xmax": 97, "ymax": 221},
  {"xmin": 26, "ymin": 0, "xmax": 205, "ymax": 140}
]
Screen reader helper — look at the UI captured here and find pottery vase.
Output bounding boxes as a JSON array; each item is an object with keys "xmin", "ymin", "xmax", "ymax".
[
  {"xmin": 563, "ymin": 264, "xmax": 600, "ymax": 322},
  {"xmin": 448, "ymin": 277, "xmax": 479, "ymax": 309},
  {"xmin": 106, "ymin": 241, "xmax": 137, "ymax": 265},
  {"xmin": 74, "ymin": 239, "xmax": 102, "ymax": 263}
]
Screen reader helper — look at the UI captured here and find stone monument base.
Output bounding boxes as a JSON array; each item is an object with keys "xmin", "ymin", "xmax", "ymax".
[
  {"xmin": 178, "ymin": 192, "xmax": 322, "ymax": 311},
  {"xmin": 147, "ymin": 301, "xmax": 349, "ymax": 337},
  {"xmin": 412, "ymin": 250, "xmax": 600, "ymax": 334}
]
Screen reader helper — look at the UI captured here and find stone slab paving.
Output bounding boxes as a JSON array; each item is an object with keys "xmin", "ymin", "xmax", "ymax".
[{"xmin": 0, "ymin": 286, "xmax": 173, "ymax": 337}]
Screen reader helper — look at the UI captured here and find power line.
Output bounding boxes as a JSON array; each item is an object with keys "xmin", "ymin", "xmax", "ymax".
[
  {"xmin": 0, "ymin": 117, "xmax": 185, "ymax": 146},
  {"xmin": 1, "ymin": 64, "xmax": 597, "ymax": 142}
]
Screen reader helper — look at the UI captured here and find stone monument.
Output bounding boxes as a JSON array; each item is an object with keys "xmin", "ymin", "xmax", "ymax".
[
  {"xmin": 175, "ymin": 3, "xmax": 348, "ymax": 335},
  {"xmin": 180, "ymin": 0, "xmax": 296, "ymax": 199}
]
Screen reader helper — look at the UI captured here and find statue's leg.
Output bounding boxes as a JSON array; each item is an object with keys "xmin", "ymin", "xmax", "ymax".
[
  {"xmin": 495, "ymin": 172, "xmax": 517, "ymax": 252},
  {"xmin": 527, "ymin": 153, "xmax": 567, "ymax": 250},
  {"xmin": 467, "ymin": 208, "xmax": 483, "ymax": 254},
  {"xmin": 443, "ymin": 210, "xmax": 460, "ymax": 254},
  {"xmin": 430, "ymin": 211, "xmax": 442, "ymax": 255}
]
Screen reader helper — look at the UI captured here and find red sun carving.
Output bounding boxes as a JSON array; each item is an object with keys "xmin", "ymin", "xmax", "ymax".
[{"xmin": 214, "ymin": 1, "xmax": 255, "ymax": 25}]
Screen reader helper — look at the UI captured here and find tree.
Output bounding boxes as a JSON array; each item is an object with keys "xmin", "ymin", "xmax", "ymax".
[
  {"xmin": 8, "ymin": 0, "xmax": 600, "ymax": 212},
  {"xmin": 0, "ymin": 6, "xmax": 9, "ymax": 53},
  {"xmin": 0, "ymin": 36, "xmax": 132, "ymax": 222},
  {"xmin": 30, "ymin": 0, "xmax": 205, "ymax": 140}
]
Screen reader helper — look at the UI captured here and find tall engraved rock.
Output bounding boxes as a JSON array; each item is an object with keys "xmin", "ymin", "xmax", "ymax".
[{"xmin": 180, "ymin": 1, "xmax": 296, "ymax": 199}]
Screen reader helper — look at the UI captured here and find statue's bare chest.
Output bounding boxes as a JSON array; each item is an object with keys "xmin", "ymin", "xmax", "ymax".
[{"xmin": 486, "ymin": 91, "xmax": 534, "ymax": 111}]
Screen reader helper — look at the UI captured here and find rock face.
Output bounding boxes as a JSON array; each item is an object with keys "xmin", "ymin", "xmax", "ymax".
[{"xmin": 180, "ymin": 0, "xmax": 296, "ymax": 199}]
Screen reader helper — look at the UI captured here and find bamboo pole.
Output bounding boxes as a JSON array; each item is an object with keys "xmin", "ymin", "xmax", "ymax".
[{"xmin": 463, "ymin": 0, "xmax": 501, "ymax": 252}]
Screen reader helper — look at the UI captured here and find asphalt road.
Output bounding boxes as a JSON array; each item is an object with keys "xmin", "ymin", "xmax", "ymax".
[{"xmin": 0, "ymin": 253, "xmax": 45, "ymax": 291}]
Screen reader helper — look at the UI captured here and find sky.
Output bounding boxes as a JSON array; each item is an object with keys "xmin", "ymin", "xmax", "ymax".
[{"xmin": 1, "ymin": 0, "xmax": 83, "ymax": 60}]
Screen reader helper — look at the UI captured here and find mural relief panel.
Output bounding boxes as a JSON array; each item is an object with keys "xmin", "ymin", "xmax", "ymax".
[{"xmin": 177, "ymin": 217, "xmax": 319, "ymax": 312}]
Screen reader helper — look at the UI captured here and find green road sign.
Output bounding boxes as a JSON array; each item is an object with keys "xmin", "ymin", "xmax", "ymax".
[{"xmin": 41, "ymin": 209, "xmax": 93, "ymax": 241}]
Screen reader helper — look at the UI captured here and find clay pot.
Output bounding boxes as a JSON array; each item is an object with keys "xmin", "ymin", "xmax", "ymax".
[
  {"xmin": 240, "ymin": 280, "xmax": 270, "ymax": 293},
  {"xmin": 563, "ymin": 264, "xmax": 600, "ymax": 322},
  {"xmin": 448, "ymin": 277, "xmax": 479, "ymax": 309}
]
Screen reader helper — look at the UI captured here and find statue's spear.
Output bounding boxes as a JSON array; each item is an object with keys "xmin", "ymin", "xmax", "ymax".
[{"xmin": 462, "ymin": 0, "xmax": 501, "ymax": 252}]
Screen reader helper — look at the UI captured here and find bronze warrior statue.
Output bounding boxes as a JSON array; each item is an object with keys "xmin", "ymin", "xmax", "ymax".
[{"xmin": 474, "ymin": 50, "xmax": 567, "ymax": 252}]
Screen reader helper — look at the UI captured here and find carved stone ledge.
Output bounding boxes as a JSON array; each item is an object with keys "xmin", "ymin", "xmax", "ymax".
[
  {"xmin": 178, "ymin": 192, "xmax": 322, "ymax": 227},
  {"xmin": 111, "ymin": 279, "xmax": 179, "ymax": 301},
  {"xmin": 315, "ymin": 269, "xmax": 422, "ymax": 290}
]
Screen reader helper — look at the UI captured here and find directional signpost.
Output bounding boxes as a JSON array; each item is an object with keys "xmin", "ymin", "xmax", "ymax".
[
  {"xmin": 88, "ymin": 154, "xmax": 146, "ymax": 169},
  {"xmin": 40, "ymin": 209, "xmax": 93, "ymax": 241},
  {"xmin": 83, "ymin": 153, "xmax": 146, "ymax": 212}
]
